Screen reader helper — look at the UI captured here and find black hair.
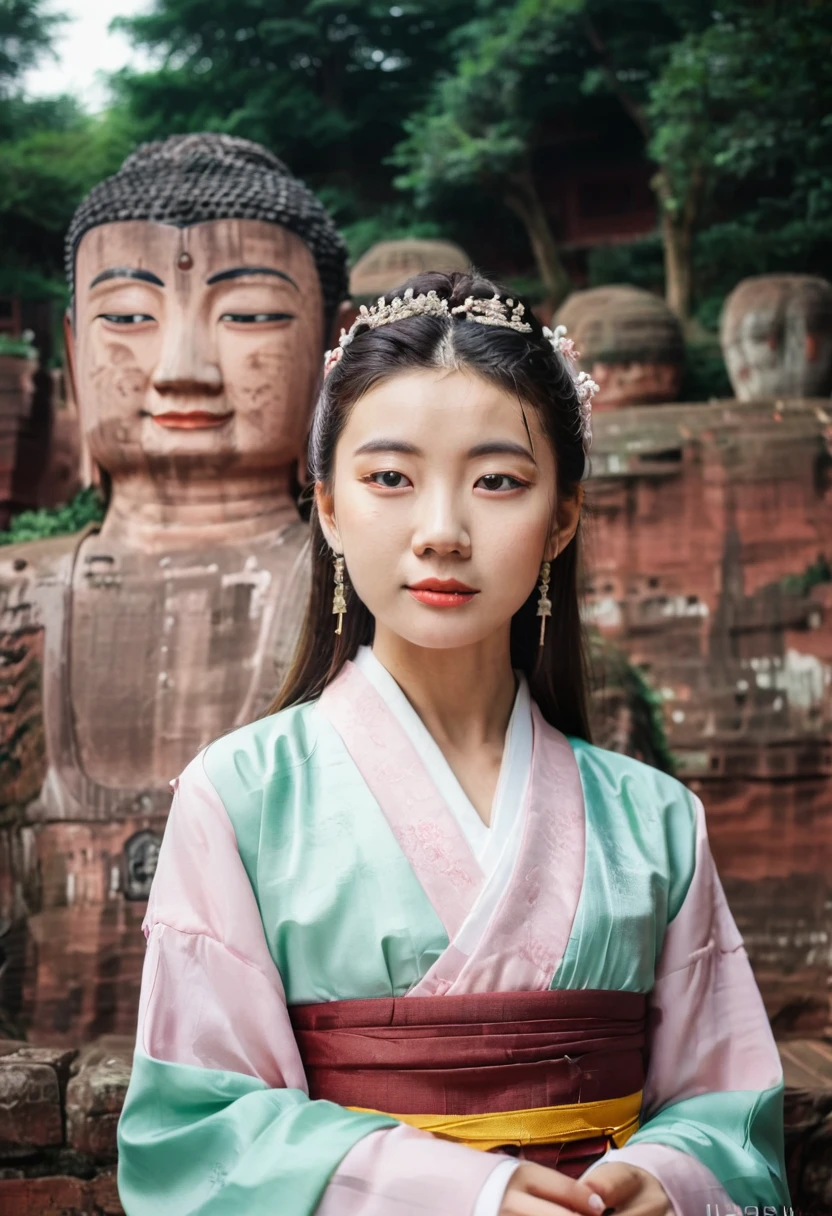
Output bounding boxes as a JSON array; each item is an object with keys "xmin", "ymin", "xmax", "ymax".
[
  {"xmin": 66, "ymin": 133, "xmax": 347, "ymax": 339},
  {"xmin": 271, "ymin": 270, "xmax": 591, "ymax": 740}
]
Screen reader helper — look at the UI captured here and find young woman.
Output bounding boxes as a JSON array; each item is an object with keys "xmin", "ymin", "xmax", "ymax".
[{"xmin": 117, "ymin": 273, "xmax": 790, "ymax": 1216}]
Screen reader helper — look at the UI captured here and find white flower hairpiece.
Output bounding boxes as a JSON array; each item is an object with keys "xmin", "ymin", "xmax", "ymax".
[
  {"xmin": 542, "ymin": 324, "xmax": 598, "ymax": 452},
  {"xmin": 323, "ymin": 294, "xmax": 599, "ymax": 469}
]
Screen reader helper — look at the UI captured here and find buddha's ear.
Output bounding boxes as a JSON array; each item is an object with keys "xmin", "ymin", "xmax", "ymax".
[
  {"xmin": 63, "ymin": 309, "xmax": 78, "ymax": 406},
  {"xmin": 63, "ymin": 307, "xmax": 103, "ymax": 491},
  {"xmin": 329, "ymin": 299, "xmax": 358, "ymax": 348}
]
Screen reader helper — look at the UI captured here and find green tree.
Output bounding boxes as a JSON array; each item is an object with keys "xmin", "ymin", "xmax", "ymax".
[
  {"xmin": 393, "ymin": 0, "xmax": 580, "ymax": 304},
  {"xmin": 0, "ymin": 1, "xmax": 123, "ymax": 301},
  {"xmin": 574, "ymin": 0, "xmax": 712, "ymax": 324},
  {"xmin": 396, "ymin": 0, "xmax": 829, "ymax": 325},
  {"xmin": 0, "ymin": 486, "xmax": 105, "ymax": 546},
  {"xmin": 112, "ymin": 0, "xmax": 473, "ymax": 231},
  {"xmin": 0, "ymin": 0, "xmax": 63, "ymax": 97},
  {"xmin": 393, "ymin": 0, "xmax": 714, "ymax": 312},
  {"xmin": 0, "ymin": 101, "xmax": 136, "ymax": 301},
  {"xmin": 649, "ymin": 0, "xmax": 832, "ymax": 326}
]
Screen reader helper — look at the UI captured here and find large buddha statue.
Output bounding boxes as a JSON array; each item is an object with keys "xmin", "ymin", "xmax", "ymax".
[{"xmin": 0, "ymin": 134, "xmax": 346, "ymax": 1042}]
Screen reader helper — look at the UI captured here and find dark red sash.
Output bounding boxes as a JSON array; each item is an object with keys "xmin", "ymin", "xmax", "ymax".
[{"xmin": 290, "ymin": 988, "xmax": 647, "ymax": 1176}]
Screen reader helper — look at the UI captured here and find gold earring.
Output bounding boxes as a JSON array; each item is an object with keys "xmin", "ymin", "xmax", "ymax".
[
  {"xmin": 332, "ymin": 554, "xmax": 347, "ymax": 635},
  {"xmin": 537, "ymin": 560, "xmax": 552, "ymax": 647}
]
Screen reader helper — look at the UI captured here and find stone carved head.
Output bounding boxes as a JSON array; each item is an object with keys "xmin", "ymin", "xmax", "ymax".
[
  {"xmin": 65, "ymin": 133, "xmax": 347, "ymax": 485},
  {"xmin": 720, "ymin": 274, "xmax": 832, "ymax": 401},
  {"xmin": 553, "ymin": 286, "xmax": 685, "ymax": 410}
]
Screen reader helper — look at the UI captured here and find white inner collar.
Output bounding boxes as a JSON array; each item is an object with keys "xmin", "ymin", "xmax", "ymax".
[{"xmin": 353, "ymin": 646, "xmax": 532, "ymax": 875}]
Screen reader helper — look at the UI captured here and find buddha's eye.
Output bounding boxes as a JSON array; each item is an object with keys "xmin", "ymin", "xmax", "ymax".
[
  {"xmin": 98, "ymin": 313, "xmax": 155, "ymax": 324},
  {"xmin": 219, "ymin": 313, "xmax": 295, "ymax": 323}
]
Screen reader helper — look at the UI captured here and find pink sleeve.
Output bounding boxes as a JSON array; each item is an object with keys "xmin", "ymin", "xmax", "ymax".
[
  {"xmin": 141, "ymin": 752, "xmax": 507, "ymax": 1215},
  {"xmin": 583, "ymin": 795, "xmax": 782, "ymax": 1215}
]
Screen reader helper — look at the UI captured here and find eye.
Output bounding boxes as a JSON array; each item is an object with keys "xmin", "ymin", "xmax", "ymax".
[
  {"xmin": 219, "ymin": 312, "xmax": 295, "ymax": 323},
  {"xmin": 476, "ymin": 473, "xmax": 527, "ymax": 492},
  {"xmin": 98, "ymin": 313, "xmax": 156, "ymax": 324},
  {"xmin": 367, "ymin": 470, "xmax": 412, "ymax": 489}
]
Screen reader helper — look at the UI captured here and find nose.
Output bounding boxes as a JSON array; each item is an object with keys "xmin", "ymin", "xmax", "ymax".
[
  {"xmin": 152, "ymin": 311, "xmax": 223, "ymax": 398},
  {"xmin": 412, "ymin": 486, "xmax": 471, "ymax": 560}
]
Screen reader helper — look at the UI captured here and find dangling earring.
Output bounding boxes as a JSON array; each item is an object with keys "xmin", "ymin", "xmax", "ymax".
[
  {"xmin": 537, "ymin": 560, "xmax": 552, "ymax": 647},
  {"xmin": 332, "ymin": 554, "xmax": 347, "ymax": 635}
]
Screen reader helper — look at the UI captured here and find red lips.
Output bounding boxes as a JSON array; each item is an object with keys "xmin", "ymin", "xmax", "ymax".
[
  {"xmin": 406, "ymin": 578, "xmax": 479, "ymax": 608},
  {"xmin": 408, "ymin": 578, "xmax": 477, "ymax": 593},
  {"xmin": 150, "ymin": 411, "xmax": 233, "ymax": 430}
]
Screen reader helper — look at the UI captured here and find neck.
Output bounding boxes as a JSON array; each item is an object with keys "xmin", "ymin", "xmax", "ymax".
[
  {"xmin": 371, "ymin": 627, "xmax": 517, "ymax": 752},
  {"xmin": 99, "ymin": 468, "xmax": 300, "ymax": 552}
]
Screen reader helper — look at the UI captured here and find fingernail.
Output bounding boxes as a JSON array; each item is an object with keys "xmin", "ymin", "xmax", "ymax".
[{"xmin": 588, "ymin": 1197, "xmax": 606, "ymax": 1214}]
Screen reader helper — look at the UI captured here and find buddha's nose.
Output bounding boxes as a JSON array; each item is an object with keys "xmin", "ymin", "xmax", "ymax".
[{"xmin": 153, "ymin": 323, "xmax": 223, "ymax": 397}]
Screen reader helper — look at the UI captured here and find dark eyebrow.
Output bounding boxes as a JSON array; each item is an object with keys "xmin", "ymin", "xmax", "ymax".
[
  {"xmin": 352, "ymin": 439, "xmax": 537, "ymax": 462},
  {"xmin": 205, "ymin": 266, "xmax": 299, "ymax": 289},
  {"xmin": 467, "ymin": 440, "xmax": 537, "ymax": 463},
  {"xmin": 89, "ymin": 267, "xmax": 165, "ymax": 289},
  {"xmin": 353, "ymin": 439, "xmax": 422, "ymax": 457}
]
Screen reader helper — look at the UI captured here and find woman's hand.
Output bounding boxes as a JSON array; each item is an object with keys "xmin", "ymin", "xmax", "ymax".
[
  {"xmin": 499, "ymin": 1161, "xmax": 609, "ymax": 1216},
  {"xmin": 582, "ymin": 1162, "xmax": 673, "ymax": 1214}
]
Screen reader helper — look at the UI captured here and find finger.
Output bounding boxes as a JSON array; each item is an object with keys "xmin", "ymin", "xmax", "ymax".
[
  {"xmin": 605, "ymin": 1200, "xmax": 670, "ymax": 1216},
  {"xmin": 503, "ymin": 1193, "xmax": 592, "ymax": 1216},
  {"xmin": 516, "ymin": 1162, "xmax": 607, "ymax": 1215},
  {"xmin": 585, "ymin": 1164, "xmax": 642, "ymax": 1206}
]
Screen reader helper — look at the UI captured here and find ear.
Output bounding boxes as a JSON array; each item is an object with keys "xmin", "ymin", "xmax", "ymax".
[
  {"xmin": 63, "ymin": 308, "xmax": 78, "ymax": 406},
  {"xmin": 329, "ymin": 299, "xmax": 358, "ymax": 349},
  {"xmin": 63, "ymin": 307, "xmax": 100, "ymax": 490},
  {"xmin": 314, "ymin": 481, "xmax": 342, "ymax": 553},
  {"xmin": 546, "ymin": 485, "xmax": 584, "ymax": 561}
]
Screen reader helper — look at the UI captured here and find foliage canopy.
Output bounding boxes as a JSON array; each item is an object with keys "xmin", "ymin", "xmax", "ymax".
[{"xmin": 0, "ymin": 0, "xmax": 828, "ymax": 327}]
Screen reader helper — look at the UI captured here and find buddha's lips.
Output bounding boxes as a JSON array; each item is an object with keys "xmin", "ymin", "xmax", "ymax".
[{"xmin": 149, "ymin": 411, "xmax": 234, "ymax": 430}]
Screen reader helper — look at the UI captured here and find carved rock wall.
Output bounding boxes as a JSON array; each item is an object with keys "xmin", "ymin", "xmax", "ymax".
[
  {"xmin": 0, "ymin": 360, "xmax": 78, "ymax": 531},
  {"xmin": 586, "ymin": 397, "xmax": 832, "ymax": 1030},
  {"xmin": 0, "ymin": 357, "xmax": 38, "ymax": 532}
]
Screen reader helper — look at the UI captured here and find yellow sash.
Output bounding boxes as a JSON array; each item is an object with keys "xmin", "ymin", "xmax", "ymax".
[{"xmin": 349, "ymin": 1089, "xmax": 642, "ymax": 1153}]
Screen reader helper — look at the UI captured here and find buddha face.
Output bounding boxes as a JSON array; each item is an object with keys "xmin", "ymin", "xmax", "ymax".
[{"xmin": 69, "ymin": 219, "xmax": 324, "ymax": 477}]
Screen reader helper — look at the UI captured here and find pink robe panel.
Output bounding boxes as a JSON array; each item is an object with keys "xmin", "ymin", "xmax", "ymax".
[{"xmin": 141, "ymin": 753, "xmax": 507, "ymax": 1216}]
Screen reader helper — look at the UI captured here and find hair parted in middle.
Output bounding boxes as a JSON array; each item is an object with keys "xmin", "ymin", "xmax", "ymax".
[{"xmin": 270, "ymin": 269, "xmax": 592, "ymax": 741}]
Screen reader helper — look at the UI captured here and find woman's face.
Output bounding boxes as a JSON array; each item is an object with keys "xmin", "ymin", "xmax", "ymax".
[{"xmin": 317, "ymin": 367, "xmax": 581, "ymax": 653}]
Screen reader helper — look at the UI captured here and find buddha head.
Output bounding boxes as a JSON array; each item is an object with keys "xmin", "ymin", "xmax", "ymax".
[
  {"xmin": 720, "ymin": 274, "xmax": 832, "ymax": 401},
  {"xmin": 65, "ymin": 134, "xmax": 347, "ymax": 487}
]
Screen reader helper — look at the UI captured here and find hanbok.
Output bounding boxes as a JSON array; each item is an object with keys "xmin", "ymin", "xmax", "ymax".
[{"xmin": 117, "ymin": 646, "xmax": 789, "ymax": 1216}]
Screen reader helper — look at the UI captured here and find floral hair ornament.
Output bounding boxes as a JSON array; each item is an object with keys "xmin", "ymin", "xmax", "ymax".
[
  {"xmin": 323, "ymin": 289, "xmax": 599, "ymax": 474},
  {"xmin": 543, "ymin": 324, "xmax": 598, "ymax": 459},
  {"xmin": 323, "ymin": 345, "xmax": 343, "ymax": 378}
]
